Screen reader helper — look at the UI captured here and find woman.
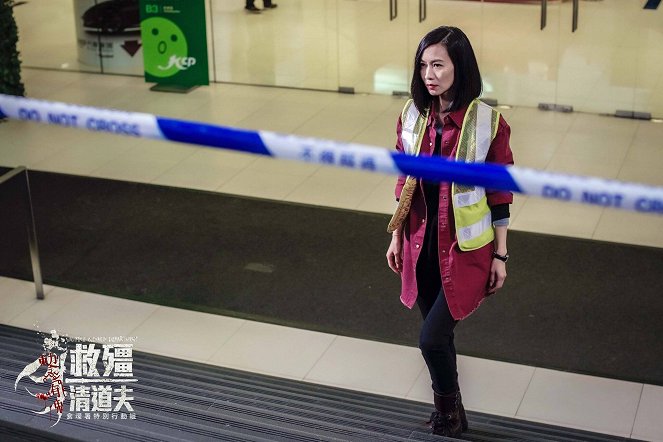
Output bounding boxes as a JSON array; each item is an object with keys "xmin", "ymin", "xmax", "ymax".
[{"xmin": 386, "ymin": 26, "xmax": 513, "ymax": 437}]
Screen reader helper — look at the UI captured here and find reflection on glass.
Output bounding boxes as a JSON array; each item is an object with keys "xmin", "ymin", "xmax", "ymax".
[
  {"xmin": 210, "ymin": 0, "xmax": 338, "ymax": 91},
  {"xmin": 14, "ymin": 0, "xmax": 98, "ymax": 72},
  {"xmin": 373, "ymin": 65, "xmax": 408, "ymax": 95},
  {"xmin": 74, "ymin": 0, "xmax": 143, "ymax": 76},
  {"xmin": 13, "ymin": 0, "xmax": 144, "ymax": 76}
]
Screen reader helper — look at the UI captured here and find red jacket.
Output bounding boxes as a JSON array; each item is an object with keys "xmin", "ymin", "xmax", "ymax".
[{"xmin": 395, "ymin": 103, "xmax": 514, "ymax": 320}]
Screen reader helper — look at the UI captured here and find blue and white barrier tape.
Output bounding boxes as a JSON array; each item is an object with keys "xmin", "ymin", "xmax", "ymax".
[{"xmin": 1, "ymin": 94, "xmax": 662, "ymax": 215}]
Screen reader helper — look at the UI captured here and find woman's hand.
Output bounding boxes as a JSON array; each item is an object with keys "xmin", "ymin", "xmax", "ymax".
[
  {"xmin": 489, "ymin": 224, "xmax": 508, "ymax": 294},
  {"xmin": 488, "ymin": 258, "xmax": 506, "ymax": 294},
  {"xmin": 386, "ymin": 233, "xmax": 403, "ymax": 274}
]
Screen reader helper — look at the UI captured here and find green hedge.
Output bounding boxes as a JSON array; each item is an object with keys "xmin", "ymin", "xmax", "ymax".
[{"xmin": 0, "ymin": 0, "xmax": 25, "ymax": 97}]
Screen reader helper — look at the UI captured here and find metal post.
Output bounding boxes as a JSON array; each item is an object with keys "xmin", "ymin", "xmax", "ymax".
[{"xmin": 0, "ymin": 166, "xmax": 44, "ymax": 299}]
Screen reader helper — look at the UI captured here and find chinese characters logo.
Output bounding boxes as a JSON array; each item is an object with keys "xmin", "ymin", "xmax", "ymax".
[{"xmin": 14, "ymin": 330, "xmax": 137, "ymax": 427}]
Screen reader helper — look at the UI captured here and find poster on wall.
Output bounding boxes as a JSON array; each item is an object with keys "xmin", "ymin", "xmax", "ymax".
[
  {"xmin": 73, "ymin": 0, "xmax": 144, "ymax": 75},
  {"xmin": 139, "ymin": 0, "xmax": 209, "ymax": 92}
]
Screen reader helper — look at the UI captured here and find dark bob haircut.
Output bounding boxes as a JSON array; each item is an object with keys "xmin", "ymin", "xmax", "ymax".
[{"xmin": 411, "ymin": 26, "xmax": 482, "ymax": 114}]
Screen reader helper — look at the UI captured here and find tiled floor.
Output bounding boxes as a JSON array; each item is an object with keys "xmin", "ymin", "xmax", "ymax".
[{"xmin": 3, "ymin": 68, "xmax": 663, "ymax": 247}]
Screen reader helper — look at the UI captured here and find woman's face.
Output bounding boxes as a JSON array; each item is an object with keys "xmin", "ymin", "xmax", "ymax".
[{"xmin": 420, "ymin": 43, "xmax": 455, "ymax": 100}]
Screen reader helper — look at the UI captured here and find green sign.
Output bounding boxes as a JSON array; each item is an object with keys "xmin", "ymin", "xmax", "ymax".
[{"xmin": 139, "ymin": 0, "xmax": 208, "ymax": 87}]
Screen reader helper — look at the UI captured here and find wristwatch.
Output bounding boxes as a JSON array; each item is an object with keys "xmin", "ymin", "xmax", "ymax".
[{"xmin": 492, "ymin": 251, "xmax": 509, "ymax": 263}]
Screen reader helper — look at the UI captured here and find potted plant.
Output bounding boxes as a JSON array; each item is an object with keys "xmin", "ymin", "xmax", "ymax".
[{"xmin": 0, "ymin": 0, "xmax": 25, "ymax": 103}]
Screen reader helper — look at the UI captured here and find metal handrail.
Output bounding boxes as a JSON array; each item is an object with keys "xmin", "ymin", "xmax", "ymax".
[{"xmin": 0, "ymin": 166, "xmax": 44, "ymax": 300}]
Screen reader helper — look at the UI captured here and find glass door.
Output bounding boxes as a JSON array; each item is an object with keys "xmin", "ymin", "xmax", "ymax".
[
  {"xmin": 14, "ymin": 0, "xmax": 102, "ymax": 73},
  {"xmin": 479, "ymin": 0, "xmax": 561, "ymax": 108},
  {"xmin": 632, "ymin": 2, "xmax": 663, "ymax": 117},
  {"xmin": 337, "ymin": 0, "xmax": 410, "ymax": 95},
  {"xmin": 210, "ymin": 0, "xmax": 339, "ymax": 91},
  {"xmin": 406, "ymin": 0, "xmax": 485, "ymax": 86},
  {"xmin": 554, "ymin": 0, "xmax": 663, "ymax": 117},
  {"xmin": 480, "ymin": 0, "xmax": 663, "ymax": 117},
  {"xmin": 555, "ymin": 0, "xmax": 637, "ymax": 114},
  {"xmin": 337, "ymin": 0, "xmax": 487, "ymax": 96},
  {"xmin": 406, "ymin": 0, "xmax": 484, "ymax": 64}
]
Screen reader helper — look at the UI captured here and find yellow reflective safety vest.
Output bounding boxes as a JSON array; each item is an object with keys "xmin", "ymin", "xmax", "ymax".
[{"xmin": 399, "ymin": 98, "xmax": 501, "ymax": 251}]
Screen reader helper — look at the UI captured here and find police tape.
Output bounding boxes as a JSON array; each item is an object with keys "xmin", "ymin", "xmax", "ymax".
[{"xmin": 1, "ymin": 93, "xmax": 662, "ymax": 216}]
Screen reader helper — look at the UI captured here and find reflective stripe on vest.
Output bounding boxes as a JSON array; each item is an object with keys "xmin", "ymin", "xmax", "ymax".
[
  {"xmin": 452, "ymin": 99, "xmax": 500, "ymax": 250},
  {"xmin": 400, "ymin": 99, "xmax": 428, "ymax": 157},
  {"xmin": 400, "ymin": 98, "xmax": 500, "ymax": 251}
]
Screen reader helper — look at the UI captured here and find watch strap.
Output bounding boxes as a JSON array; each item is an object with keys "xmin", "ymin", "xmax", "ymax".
[{"xmin": 492, "ymin": 251, "xmax": 509, "ymax": 262}]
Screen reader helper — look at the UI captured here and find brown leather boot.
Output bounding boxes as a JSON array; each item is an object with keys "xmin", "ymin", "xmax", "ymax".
[{"xmin": 429, "ymin": 390, "xmax": 463, "ymax": 437}]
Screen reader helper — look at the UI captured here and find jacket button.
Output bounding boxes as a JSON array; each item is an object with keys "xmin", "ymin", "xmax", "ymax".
[
  {"xmin": 415, "ymin": 244, "xmax": 420, "ymax": 249},
  {"xmin": 421, "ymin": 219, "xmax": 426, "ymax": 223}
]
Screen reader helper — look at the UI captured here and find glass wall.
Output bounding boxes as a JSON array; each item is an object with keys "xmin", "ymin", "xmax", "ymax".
[
  {"xmin": 336, "ymin": 0, "xmax": 409, "ymax": 95},
  {"xmin": 14, "ymin": 0, "xmax": 98, "ymax": 73},
  {"xmin": 480, "ymin": 0, "xmax": 561, "ymax": 109},
  {"xmin": 553, "ymin": 0, "xmax": 659, "ymax": 115},
  {"xmin": 210, "ymin": 0, "xmax": 338, "ymax": 90},
  {"xmin": 12, "ymin": 0, "xmax": 663, "ymax": 116},
  {"xmin": 14, "ymin": 0, "xmax": 145, "ymax": 76}
]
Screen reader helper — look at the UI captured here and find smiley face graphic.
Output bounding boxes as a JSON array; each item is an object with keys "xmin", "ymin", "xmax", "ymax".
[{"xmin": 141, "ymin": 17, "xmax": 188, "ymax": 78}]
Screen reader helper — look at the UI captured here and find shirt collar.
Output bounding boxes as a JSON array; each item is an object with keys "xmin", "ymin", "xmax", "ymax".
[
  {"xmin": 447, "ymin": 107, "xmax": 466, "ymax": 128},
  {"xmin": 426, "ymin": 102, "xmax": 468, "ymax": 128}
]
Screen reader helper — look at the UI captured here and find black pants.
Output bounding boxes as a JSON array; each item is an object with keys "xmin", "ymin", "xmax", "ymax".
[
  {"xmin": 246, "ymin": 0, "xmax": 273, "ymax": 7},
  {"xmin": 416, "ymin": 249, "xmax": 458, "ymax": 395}
]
